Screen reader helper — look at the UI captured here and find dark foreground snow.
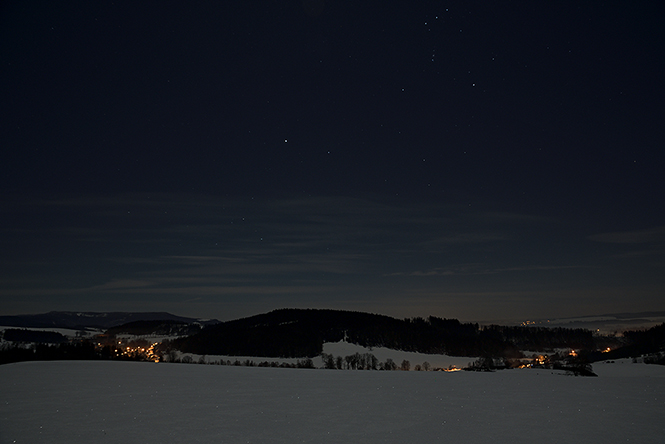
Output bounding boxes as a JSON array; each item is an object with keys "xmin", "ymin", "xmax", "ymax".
[{"xmin": 1, "ymin": 359, "xmax": 663, "ymax": 443}]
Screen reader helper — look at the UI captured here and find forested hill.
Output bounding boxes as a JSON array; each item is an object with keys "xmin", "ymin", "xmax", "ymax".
[{"xmin": 167, "ymin": 308, "xmax": 596, "ymax": 358}]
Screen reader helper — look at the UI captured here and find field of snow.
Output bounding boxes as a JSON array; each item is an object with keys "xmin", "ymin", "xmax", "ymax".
[
  {"xmin": 177, "ymin": 341, "xmax": 475, "ymax": 370},
  {"xmin": 0, "ymin": 326, "xmax": 104, "ymax": 339},
  {"xmin": 1, "ymin": 358, "xmax": 663, "ymax": 443},
  {"xmin": 322, "ymin": 340, "xmax": 474, "ymax": 369}
]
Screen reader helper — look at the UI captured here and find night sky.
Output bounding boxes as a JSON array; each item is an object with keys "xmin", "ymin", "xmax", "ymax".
[{"xmin": 2, "ymin": 1, "xmax": 664, "ymax": 323}]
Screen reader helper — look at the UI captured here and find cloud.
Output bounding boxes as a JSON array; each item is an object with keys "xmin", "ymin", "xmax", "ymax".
[
  {"xmin": 589, "ymin": 226, "xmax": 665, "ymax": 244},
  {"xmin": 2, "ymin": 192, "xmax": 566, "ymax": 317},
  {"xmin": 387, "ymin": 264, "xmax": 586, "ymax": 277},
  {"xmin": 387, "ymin": 264, "xmax": 485, "ymax": 277},
  {"xmin": 427, "ymin": 233, "xmax": 508, "ymax": 245},
  {"xmin": 497, "ymin": 265, "xmax": 588, "ymax": 272}
]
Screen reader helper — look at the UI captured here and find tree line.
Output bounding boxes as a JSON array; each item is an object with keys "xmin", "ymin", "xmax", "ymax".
[
  {"xmin": 166, "ymin": 308, "xmax": 600, "ymax": 359},
  {"xmin": 320, "ymin": 353, "xmax": 435, "ymax": 371},
  {"xmin": 0, "ymin": 341, "xmax": 111, "ymax": 365}
]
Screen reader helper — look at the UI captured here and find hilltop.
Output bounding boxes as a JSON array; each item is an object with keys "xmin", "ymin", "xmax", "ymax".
[{"xmin": 166, "ymin": 308, "xmax": 598, "ymax": 359}]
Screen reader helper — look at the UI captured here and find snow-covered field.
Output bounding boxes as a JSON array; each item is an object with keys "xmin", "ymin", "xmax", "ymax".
[
  {"xmin": 1, "ymin": 359, "xmax": 663, "ymax": 443},
  {"xmin": 0, "ymin": 326, "xmax": 104, "ymax": 340},
  {"xmin": 178, "ymin": 341, "xmax": 475, "ymax": 369}
]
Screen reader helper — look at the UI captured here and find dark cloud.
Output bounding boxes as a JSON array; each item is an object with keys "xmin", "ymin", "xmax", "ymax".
[{"xmin": 589, "ymin": 226, "xmax": 665, "ymax": 244}]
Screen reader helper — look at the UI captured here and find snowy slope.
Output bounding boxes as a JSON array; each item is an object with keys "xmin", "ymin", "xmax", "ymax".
[
  {"xmin": 1, "ymin": 359, "xmax": 663, "ymax": 443},
  {"xmin": 177, "ymin": 341, "xmax": 474, "ymax": 369},
  {"xmin": 322, "ymin": 340, "xmax": 474, "ymax": 369},
  {"xmin": 0, "ymin": 326, "xmax": 104, "ymax": 339}
]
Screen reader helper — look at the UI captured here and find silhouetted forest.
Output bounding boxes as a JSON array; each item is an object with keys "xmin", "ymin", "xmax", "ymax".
[
  {"xmin": 0, "ymin": 341, "xmax": 110, "ymax": 365},
  {"xmin": 3, "ymin": 310, "xmax": 662, "ymax": 367},
  {"xmin": 588, "ymin": 322, "xmax": 665, "ymax": 362},
  {"xmin": 2, "ymin": 329, "xmax": 68, "ymax": 344},
  {"xmin": 166, "ymin": 309, "xmax": 598, "ymax": 358}
]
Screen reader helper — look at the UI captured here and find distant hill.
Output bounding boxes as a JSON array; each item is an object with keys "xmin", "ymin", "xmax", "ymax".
[
  {"xmin": 506, "ymin": 311, "xmax": 665, "ymax": 334},
  {"xmin": 589, "ymin": 322, "xmax": 665, "ymax": 362},
  {"xmin": 167, "ymin": 308, "xmax": 597, "ymax": 359},
  {"xmin": 0, "ymin": 311, "xmax": 220, "ymax": 330},
  {"xmin": 2, "ymin": 308, "xmax": 663, "ymax": 366}
]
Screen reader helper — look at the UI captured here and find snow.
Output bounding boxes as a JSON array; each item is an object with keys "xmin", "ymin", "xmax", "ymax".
[
  {"xmin": 177, "ymin": 341, "xmax": 474, "ymax": 369},
  {"xmin": 0, "ymin": 326, "xmax": 104, "ymax": 339},
  {"xmin": 322, "ymin": 340, "xmax": 474, "ymax": 369},
  {"xmin": 1, "ymin": 359, "xmax": 663, "ymax": 443},
  {"xmin": 114, "ymin": 333, "xmax": 183, "ymax": 343}
]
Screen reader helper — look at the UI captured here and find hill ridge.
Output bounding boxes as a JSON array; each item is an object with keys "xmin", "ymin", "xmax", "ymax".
[{"xmin": 0, "ymin": 311, "xmax": 220, "ymax": 330}]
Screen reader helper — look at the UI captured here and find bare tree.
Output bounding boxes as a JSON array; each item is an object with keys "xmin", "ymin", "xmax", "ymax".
[
  {"xmin": 366, "ymin": 353, "xmax": 378, "ymax": 370},
  {"xmin": 321, "ymin": 353, "xmax": 336, "ymax": 369},
  {"xmin": 166, "ymin": 349, "xmax": 178, "ymax": 363}
]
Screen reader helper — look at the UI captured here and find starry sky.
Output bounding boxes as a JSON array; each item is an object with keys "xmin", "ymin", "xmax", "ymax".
[{"xmin": 1, "ymin": 1, "xmax": 664, "ymax": 323}]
